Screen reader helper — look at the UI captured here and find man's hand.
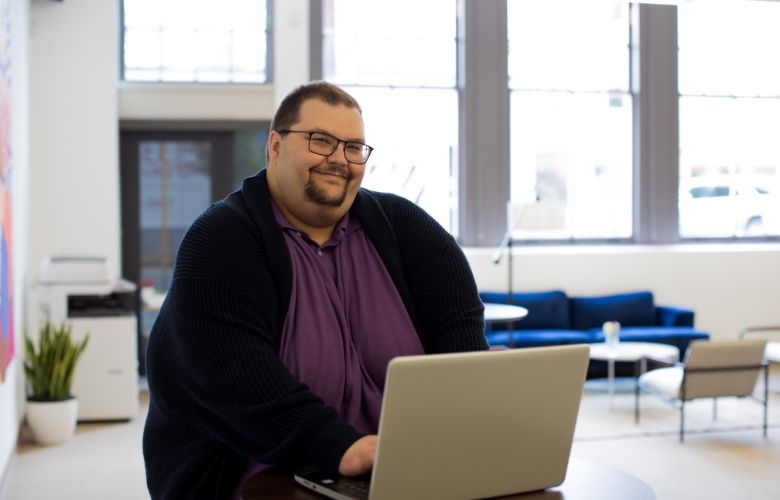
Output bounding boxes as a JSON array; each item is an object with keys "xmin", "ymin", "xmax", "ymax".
[{"xmin": 338, "ymin": 435, "xmax": 377, "ymax": 476}]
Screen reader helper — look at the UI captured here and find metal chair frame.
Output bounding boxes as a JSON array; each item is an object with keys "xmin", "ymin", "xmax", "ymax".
[
  {"xmin": 635, "ymin": 359, "xmax": 769, "ymax": 442},
  {"xmin": 740, "ymin": 325, "xmax": 780, "ymax": 363}
]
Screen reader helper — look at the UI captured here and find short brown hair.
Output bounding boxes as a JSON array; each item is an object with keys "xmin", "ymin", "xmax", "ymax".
[{"xmin": 270, "ymin": 81, "xmax": 362, "ymax": 132}]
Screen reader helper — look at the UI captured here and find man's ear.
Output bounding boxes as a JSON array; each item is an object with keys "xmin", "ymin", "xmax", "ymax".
[{"xmin": 267, "ymin": 131, "xmax": 282, "ymax": 163}]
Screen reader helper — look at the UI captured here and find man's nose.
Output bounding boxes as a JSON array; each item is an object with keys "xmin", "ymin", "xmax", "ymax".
[{"xmin": 327, "ymin": 141, "xmax": 349, "ymax": 164}]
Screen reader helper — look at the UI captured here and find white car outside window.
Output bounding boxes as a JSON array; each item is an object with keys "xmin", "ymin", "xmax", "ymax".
[{"xmin": 679, "ymin": 175, "xmax": 780, "ymax": 238}]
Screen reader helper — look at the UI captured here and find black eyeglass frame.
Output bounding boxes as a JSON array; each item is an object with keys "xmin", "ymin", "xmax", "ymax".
[{"xmin": 276, "ymin": 129, "xmax": 374, "ymax": 164}]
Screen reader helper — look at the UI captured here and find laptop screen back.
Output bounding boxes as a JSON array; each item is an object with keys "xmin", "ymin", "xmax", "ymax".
[{"xmin": 369, "ymin": 345, "xmax": 589, "ymax": 500}]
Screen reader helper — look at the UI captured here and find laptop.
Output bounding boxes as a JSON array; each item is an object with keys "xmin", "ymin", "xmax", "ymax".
[{"xmin": 295, "ymin": 344, "xmax": 589, "ymax": 500}]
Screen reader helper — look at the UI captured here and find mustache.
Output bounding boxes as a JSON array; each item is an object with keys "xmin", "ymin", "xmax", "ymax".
[{"xmin": 310, "ymin": 165, "xmax": 351, "ymax": 180}]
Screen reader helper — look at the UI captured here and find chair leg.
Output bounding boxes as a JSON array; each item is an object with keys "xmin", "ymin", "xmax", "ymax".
[
  {"xmin": 712, "ymin": 398, "xmax": 718, "ymax": 421},
  {"xmin": 635, "ymin": 378, "xmax": 640, "ymax": 425},
  {"xmin": 680, "ymin": 401, "xmax": 686, "ymax": 443},
  {"xmin": 763, "ymin": 364, "xmax": 769, "ymax": 438}
]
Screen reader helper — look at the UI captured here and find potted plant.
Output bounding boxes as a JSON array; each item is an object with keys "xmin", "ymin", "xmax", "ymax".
[{"xmin": 23, "ymin": 321, "xmax": 90, "ymax": 445}]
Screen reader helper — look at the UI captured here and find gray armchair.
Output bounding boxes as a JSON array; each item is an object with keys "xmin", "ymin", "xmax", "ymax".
[
  {"xmin": 739, "ymin": 325, "xmax": 780, "ymax": 364},
  {"xmin": 635, "ymin": 340, "xmax": 769, "ymax": 442}
]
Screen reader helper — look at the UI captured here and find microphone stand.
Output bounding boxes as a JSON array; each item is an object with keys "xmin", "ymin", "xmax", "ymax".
[
  {"xmin": 492, "ymin": 230, "xmax": 515, "ymax": 345},
  {"xmin": 490, "ymin": 198, "xmax": 539, "ymax": 346},
  {"xmin": 491, "ymin": 232, "xmax": 514, "ymax": 304},
  {"xmin": 492, "ymin": 197, "xmax": 536, "ymax": 303}
]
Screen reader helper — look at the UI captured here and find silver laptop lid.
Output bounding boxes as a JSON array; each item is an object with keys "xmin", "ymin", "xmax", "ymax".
[{"xmin": 369, "ymin": 345, "xmax": 590, "ymax": 500}]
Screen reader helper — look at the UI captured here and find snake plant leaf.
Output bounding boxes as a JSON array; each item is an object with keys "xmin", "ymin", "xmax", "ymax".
[{"xmin": 23, "ymin": 321, "xmax": 90, "ymax": 402}]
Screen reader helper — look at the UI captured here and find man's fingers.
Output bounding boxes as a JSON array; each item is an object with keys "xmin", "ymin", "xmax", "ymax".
[{"xmin": 338, "ymin": 435, "xmax": 377, "ymax": 476}]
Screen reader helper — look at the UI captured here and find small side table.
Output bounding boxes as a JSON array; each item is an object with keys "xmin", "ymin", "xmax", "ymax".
[
  {"xmin": 483, "ymin": 303, "xmax": 529, "ymax": 347},
  {"xmin": 589, "ymin": 342, "xmax": 680, "ymax": 409}
]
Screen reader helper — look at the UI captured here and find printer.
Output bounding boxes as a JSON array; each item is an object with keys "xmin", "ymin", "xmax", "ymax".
[{"xmin": 33, "ymin": 256, "xmax": 139, "ymax": 421}]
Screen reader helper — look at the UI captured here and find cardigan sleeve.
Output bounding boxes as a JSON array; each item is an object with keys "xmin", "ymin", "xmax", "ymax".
[{"xmin": 370, "ymin": 192, "xmax": 488, "ymax": 354}]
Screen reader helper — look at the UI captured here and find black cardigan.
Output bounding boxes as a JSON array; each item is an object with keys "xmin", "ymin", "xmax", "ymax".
[{"xmin": 142, "ymin": 170, "xmax": 487, "ymax": 499}]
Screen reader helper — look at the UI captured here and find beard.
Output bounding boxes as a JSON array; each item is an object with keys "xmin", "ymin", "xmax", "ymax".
[{"xmin": 304, "ymin": 166, "xmax": 351, "ymax": 207}]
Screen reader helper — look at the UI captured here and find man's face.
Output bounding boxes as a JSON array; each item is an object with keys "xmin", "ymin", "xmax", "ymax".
[{"xmin": 267, "ymin": 99, "xmax": 367, "ymax": 229}]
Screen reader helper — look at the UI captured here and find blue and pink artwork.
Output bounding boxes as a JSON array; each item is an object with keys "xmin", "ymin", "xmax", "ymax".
[{"xmin": 0, "ymin": 0, "xmax": 13, "ymax": 383}]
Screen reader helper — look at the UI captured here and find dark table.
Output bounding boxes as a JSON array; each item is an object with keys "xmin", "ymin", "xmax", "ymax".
[{"xmin": 240, "ymin": 458, "xmax": 655, "ymax": 499}]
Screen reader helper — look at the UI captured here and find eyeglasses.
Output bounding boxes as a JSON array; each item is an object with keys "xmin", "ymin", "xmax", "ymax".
[{"xmin": 277, "ymin": 130, "xmax": 374, "ymax": 164}]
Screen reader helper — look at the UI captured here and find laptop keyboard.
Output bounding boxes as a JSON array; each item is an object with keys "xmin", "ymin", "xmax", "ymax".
[{"xmin": 326, "ymin": 477, "xmax": 370, "ymax": 499}]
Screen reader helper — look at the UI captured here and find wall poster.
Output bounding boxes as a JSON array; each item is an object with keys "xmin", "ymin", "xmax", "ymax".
[{"xmin": 0, "ymin": 0, "xmax": 13, "ymax": 383}]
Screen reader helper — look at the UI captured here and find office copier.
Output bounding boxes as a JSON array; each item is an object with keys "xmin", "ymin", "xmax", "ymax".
[{"xmin": 32, "ymin": 256, "xmax": 138, "ymax": 421}]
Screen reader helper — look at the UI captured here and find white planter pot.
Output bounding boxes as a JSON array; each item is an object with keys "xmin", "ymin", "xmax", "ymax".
[{"xmin": 25, "ymin": 398, "xmax": 79, "ymax": 446}]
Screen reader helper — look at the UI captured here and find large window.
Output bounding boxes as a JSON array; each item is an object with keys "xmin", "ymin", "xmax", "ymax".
[
  {"xmin": 678, "ymin": 2, "xmax": 780, "ymax": 238},
  {"xmin": 313, "ymin": 1, "xmax": 780, "ymax": 245},
  {"xmin": 507, "ymin": 1, "xmax": 633, "ymax": 240},
  {"xmin": 322, "ymin": 0, "xmax": 458, "ymax": 234},
  {"xmin": 122, "ymin": 0, "xmax": 270, "ymax": 83}
]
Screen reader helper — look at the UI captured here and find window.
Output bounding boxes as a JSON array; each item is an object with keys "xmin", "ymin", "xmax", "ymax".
[
  {"xmin": 122, "ymin": 0, "xmax": 270, "ymax": 83},
  {"xmin": 507, "ymin": 1, "xmax": 633, "ymax": 240},
  {"xmin": 678, "ymin": 1, "xmax": 780, "ymax": 238},
  {"xmin": 322, "ymin": 0, "xmax": 459, "ymax": 234}
]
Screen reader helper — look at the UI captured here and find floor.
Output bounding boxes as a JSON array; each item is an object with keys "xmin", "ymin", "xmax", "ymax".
[{"xmin": 6, "ymin": 372, "xmax": 780, "ymax": 500}]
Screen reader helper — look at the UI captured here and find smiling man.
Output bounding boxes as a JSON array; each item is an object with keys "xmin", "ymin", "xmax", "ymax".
[
  {"xmin": 142, "ymin": 81, "xmax": 487, "ymax": 499},
  {"xmin": 266, "ymin": 95, "xmax": 368, "ymax": 244}
]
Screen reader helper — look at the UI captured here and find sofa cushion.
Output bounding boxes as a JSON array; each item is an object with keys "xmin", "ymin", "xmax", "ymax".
[
  {"xmin": 570, "ymin": 291, "xmax": 655, "ymax": 330},
  {"xmin": 486, "ymin": 329, "xmax": 594, "ymax": 348},
  {"xmin": 480, "ymin": 290, "xmax": 571, "ymax": 330}
]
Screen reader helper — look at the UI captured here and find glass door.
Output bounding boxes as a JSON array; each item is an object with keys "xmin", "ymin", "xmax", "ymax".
[{"xmin": 121, "ymin": 128, "xmax": 268, "ymax": 374}]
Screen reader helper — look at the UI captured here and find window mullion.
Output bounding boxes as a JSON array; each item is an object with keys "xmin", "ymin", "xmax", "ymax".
[
  {"xmin": 635, "ymin": 3, "xmax": 679, "ymax": 244},
  {"xmin": 458, "ymin": 0, "xmax": 509, "ymax": 246}
]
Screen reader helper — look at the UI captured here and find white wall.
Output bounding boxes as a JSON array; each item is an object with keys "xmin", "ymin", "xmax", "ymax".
[
  {"xmin": 1, "ymin": 0, "xmax": 29, "ymax": 491},
  {"xmin": 28, "ymin": 0, "xmax": 120, "ymax": 278},
  {"xmin": 467, "ymin": 244, "xmax": 780, "ymax": 341},
  {"xmin": 118, "ymin": 83, "xmax": 275, "ymax": 121}
]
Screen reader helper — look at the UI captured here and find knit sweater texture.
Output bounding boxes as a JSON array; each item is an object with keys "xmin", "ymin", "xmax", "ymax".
[{"xmin": 142, "ymin": 170, "xmax": 487, "ymax": 499}]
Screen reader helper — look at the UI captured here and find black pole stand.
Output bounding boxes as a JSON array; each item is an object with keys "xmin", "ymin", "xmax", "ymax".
[
  {"xmin": 492, "ymin": 231, "xmax": 516, "ymax": 346},
  {"xmin": 492, "ymin": 231, "xmax": 515, "ymax": 303}
]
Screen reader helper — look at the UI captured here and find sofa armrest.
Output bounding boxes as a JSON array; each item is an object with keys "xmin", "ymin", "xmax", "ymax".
[{"xmin": 656, "ymin": 306, "xmax": 694, "ymax": 327}]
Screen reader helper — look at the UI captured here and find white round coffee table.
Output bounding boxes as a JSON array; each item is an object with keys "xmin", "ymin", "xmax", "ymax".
[
  {"xmin": 589, "ymin": 341, "xmax": 680, "ymax": 409},
  {"xmin": 483, "ymin": 303, "xmax": 529, "ymax": 347},
  {"xmin": 483, "ymin": 303, "xmax": 529, "ymax": 323}
]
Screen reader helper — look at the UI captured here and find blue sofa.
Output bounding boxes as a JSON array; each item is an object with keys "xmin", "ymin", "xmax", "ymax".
[{"xmin": 479, "ymin": 290, "xmax": 710, "ymax": 357}]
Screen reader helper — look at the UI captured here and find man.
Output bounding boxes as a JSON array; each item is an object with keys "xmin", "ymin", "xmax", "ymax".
[{"xmin": 143, "ymin": 81, "xmax": 487, "ymax": 499}]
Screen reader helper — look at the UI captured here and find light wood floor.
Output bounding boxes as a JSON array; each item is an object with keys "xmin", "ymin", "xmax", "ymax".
[{"xmin": 7, "ymin": 371, "xmax": 780, "ymax": 500}]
